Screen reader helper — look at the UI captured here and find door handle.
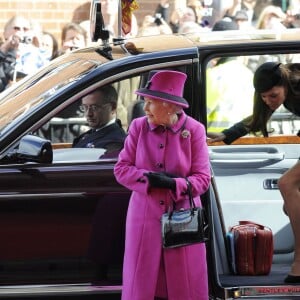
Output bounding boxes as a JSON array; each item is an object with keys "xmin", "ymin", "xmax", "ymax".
[
  {"xmin": 263, "ymin": 178, "xmax": 279, "ymax": 189},
  {"xmin": 209, "ymin": 152, "xmax": 284, "ymax": 161}
]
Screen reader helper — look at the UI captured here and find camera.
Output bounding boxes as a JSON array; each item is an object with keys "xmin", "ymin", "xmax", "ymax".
[
  {"xmin": 69, "ymin": 46, "xmax": 80, "ymax": 51},
  {"xmin": 21, "ymin": 36, "xmax": 33, "ymax": 44},
  {"xmin": 154, "ymin": 13, "xmax": 163, "ymax": 26},
  {"xmin": 294, "ymin": 14, "xmax": 300, "ymax": 20}
]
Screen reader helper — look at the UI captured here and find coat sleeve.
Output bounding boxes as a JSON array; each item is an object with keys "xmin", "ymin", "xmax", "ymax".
[
  {"xmin": 114, "ymin": 119, "xmax": 150, "ymax": 195},
  {"xmin": 222, "ymin": 115, "xmax": 252, "ymax": 144},
  {"xmin": 173, "ymin": 119, "xmax": 211, "ymax": 203}
]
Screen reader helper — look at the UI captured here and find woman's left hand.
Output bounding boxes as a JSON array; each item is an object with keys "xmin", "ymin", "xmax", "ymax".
[{"xmin": 144, "ymin": 172, "xmax": 176, "ymax": 190}]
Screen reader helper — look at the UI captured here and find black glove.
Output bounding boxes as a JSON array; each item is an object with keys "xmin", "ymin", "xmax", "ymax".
[
  {"xmin": 144, "ymin": 172, "xmax": 176, "ymax": 191},
  {"xmin": 162, "ymin": 172, "xmax": 178, "ymax": 178}
]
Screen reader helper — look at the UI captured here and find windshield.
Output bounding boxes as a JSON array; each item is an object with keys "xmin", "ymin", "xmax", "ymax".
[{"xmin": 0, "ymin": 55, "xmax": 102, "ymax": 132}]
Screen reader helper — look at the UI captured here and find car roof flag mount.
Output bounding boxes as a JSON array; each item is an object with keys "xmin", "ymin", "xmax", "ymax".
[
  {"xmin": 114, "ymin": 0, "xmax": 126, "ymax": 45},
  {"xmin": 90, "ymin": 0, "xmax": 113, "ymax": 60}
]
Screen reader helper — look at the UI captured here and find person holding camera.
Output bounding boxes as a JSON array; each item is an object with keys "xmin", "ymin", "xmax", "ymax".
[
  {"xmin": 137, "ymin": 14, "xmax": 173, "ymax": 37},
  {"xmin": 59, "ymin": 22, "xmax": 88, "ymax": 56},
  {"xmin": 2, "ymin": 15, "xmax": 48, "ymax": 78}
]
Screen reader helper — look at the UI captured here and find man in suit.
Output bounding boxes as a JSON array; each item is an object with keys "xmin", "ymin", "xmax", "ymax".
[{"xmin": 72, "ymin": 85, "xmax": 126, "ymax": 156}]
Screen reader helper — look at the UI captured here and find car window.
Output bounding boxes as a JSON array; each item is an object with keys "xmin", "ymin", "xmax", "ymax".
[
  {"xmin": 0, "ymin": 60, "xmax": 101, "ymax": 134},
  {"xmin": 28, "ymin": 63, "xmax": 192, "ymax": 163},
  {"xmin": 37, "ymin": 100, "xmax": 86, "ymax": 143},
  {"xmin": 206, "ymin": 55, "xmax": 254, "ymax": 133},
  {"xmin": 35, "ymin": 76, "xmax": 142, "ymax": 145},
  {"xmin": 206, "ymin": 53, "xmax": 300, "ymax": 137}
]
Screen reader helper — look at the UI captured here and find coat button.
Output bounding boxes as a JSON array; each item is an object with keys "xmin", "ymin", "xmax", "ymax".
[
  {"xmin": 159, "ymin": 200, "xmax": 164, "ymax": 205},
  {"xmin": 156, "ymin": 163, "xmax": 163, "ymax": 168},
  {"xmin": 159, "ymin": 143, "xmax": 164, "ymax": 149}
]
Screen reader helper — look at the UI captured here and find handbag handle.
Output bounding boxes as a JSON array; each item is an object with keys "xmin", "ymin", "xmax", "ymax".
[
  {"xmin": 168, "ymin": 178, "xmax": 196, "ymax": 219},
  {"xmin": 185, "ymin": 178, "xmax": 196, "ymax": 209}
]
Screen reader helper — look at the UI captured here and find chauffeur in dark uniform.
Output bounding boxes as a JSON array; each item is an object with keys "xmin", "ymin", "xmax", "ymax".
[{"xmin": 72, "ymin": 85, "xmax": 126, "ymax": 155}]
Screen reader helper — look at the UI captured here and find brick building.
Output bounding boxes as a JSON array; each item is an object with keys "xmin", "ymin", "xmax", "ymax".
[{"xmin": 0, "ymin": 0, "xmax": 184, "ymax": 46}]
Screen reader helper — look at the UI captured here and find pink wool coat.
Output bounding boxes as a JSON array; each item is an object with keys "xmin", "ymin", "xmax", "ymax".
[{"xmin": 114, "ymin": 112, "xmax": 211, "ymax": 300}]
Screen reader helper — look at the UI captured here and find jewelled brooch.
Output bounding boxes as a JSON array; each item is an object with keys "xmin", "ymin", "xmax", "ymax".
[{"xmin": 181, "ymin": 129, "xmax": 190, "ymax": 138}]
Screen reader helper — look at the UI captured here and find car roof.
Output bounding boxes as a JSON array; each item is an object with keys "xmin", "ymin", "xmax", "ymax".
[{"xmin": 107, "ymin": 29, "xmax": 300, "ymax": 55}]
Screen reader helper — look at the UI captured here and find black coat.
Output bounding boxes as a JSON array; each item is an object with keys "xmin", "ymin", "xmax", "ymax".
[
  {"xmin": 0, "ymin": 49, "xmax": 16, "ymax": 92},
  {"xmin": 72, "ymin": 121, "xmax": 126, "ymax": 154}
]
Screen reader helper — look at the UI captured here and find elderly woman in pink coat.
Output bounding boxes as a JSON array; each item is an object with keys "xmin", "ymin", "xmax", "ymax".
[{"xmin": 114, "ymin": 70, "xmax": 211, "ymax": 300}]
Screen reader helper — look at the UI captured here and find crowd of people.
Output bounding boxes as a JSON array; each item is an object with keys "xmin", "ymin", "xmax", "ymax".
[{"xmin": 0, "ymin": 15, "xmax": 89, "ymax": 92}]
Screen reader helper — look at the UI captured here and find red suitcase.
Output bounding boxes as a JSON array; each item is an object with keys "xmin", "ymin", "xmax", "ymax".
[{"xmin": 229, "ymin": 221, "xmax": 274, "ymax": 275}]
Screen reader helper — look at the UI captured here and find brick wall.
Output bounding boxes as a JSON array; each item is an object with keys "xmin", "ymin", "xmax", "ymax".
[{"xmin": 0, "ymin": 0, "xmax": 168, "ymax": 46}]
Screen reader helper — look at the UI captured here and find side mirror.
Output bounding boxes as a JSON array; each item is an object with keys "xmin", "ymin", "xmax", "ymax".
[{"xmin": 14, "ymin": 135, "xmax": 53, "ymax": 163}]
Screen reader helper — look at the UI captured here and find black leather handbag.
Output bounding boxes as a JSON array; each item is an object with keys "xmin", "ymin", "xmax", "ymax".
[{"xmin": 161, "ymin": 178, "xmax": 208, "ymax": 249}]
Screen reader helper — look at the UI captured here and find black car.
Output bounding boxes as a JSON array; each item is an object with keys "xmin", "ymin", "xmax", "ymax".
[{"xmin": 0, "ymin": 8, "xmax": 299, "ymax": 298}]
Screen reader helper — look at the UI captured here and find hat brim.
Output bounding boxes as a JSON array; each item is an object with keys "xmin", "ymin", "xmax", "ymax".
[{"xmin": 135, "ymin": 88, "xmax": 189, "ymax": 108}]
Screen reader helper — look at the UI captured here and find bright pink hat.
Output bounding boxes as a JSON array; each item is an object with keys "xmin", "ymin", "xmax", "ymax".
[{"xmin": 135, "ymin": 70, "xmax": 189, "ymax": 108}]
